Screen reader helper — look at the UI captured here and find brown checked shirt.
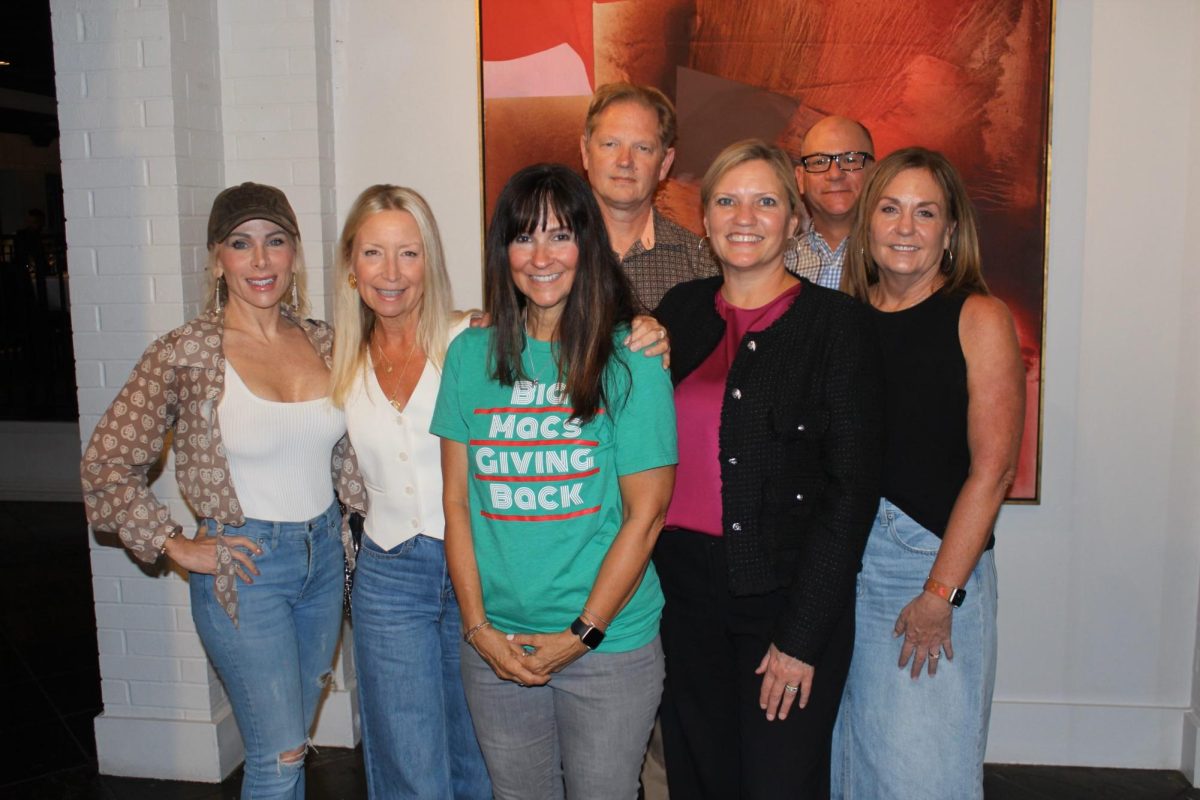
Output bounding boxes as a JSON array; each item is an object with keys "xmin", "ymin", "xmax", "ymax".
[
  {"xmin": 620, "ymin": 209, "xmax": 719, "ymax": 313},
  {"xmin": 81, "ymin": 307, "xmax": 367, "ymax": 625}
]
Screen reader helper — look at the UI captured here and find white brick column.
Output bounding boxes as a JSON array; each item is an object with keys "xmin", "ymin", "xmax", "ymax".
[
  {"xmin": 53, "ymin": 0, "xmax": 352, "ymax": 781},
  {"xmin": 52, "ymin": 0, "xmax": 240, "ymax": 782}
]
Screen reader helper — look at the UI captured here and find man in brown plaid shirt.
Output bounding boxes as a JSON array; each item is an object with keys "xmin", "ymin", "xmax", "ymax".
[{"xmin": 580, "ymin": 83, "xmax": 718, "ymax": 313}]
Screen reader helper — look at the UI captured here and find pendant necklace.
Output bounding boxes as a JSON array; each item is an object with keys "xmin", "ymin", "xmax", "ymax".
[
  {"xmin": 374, "ymin": 331, "xmax": 420, "ymax": 412},
  {"xmin": 522, "ymin": 310, "xmax": 546, "ymax": 386}
]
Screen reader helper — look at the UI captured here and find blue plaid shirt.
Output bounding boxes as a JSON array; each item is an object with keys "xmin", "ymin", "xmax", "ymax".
[{"xmin": 786, "ymin": 221, "xmax": 848, "ymax": 291}]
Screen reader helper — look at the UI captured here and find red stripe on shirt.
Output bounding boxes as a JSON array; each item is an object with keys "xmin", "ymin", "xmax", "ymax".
[
  {"xmin": 474, "ymin": 406, "xmax": 605, "ymax": 415},
  {"xmin": 469, "ymin": 438, "xmax": 599, "ymax": 447},
  {"xmin": 481, "ymin": 505, "xmax": 602, "ymax": 522},
  {"xmin": 475, "ymin": 468, "xmax": 599, "ymax": 482}
]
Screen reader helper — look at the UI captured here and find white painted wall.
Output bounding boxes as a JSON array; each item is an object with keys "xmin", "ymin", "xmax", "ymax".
[
  {"xmin": 330, "ymin": 0, "xmax": 484, "ymax": 308},
  {"xmin": 987, "ymin": 0, "xmax": 1200, "ymax": 770}
]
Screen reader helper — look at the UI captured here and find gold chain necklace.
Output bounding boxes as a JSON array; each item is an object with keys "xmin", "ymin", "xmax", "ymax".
[{"xmin": 374, "ymin": 330, "xmax": 420, "ymax": 412}]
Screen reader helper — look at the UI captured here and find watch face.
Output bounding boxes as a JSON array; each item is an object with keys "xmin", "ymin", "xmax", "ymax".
[
  {"xmin": 582, "ymin": 626, "xmax": 604, "ymax": 648},
  {"xmin": 571, "ymin": 617, "xmax": 606, "ymax": 648},
  {"xmin": 949, "ymin": 588, "xmax": 966, "ymax": 608}
]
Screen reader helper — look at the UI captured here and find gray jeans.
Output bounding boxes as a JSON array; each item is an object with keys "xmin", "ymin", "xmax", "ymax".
[{"xmin": 460, "ymin": 636, "xmax": 664, "ymax": 800}]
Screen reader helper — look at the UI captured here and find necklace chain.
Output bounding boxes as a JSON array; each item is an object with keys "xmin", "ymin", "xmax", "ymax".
[{"xmin": 374, "ymin": 330, "xmax": 420, "ymax": 412}]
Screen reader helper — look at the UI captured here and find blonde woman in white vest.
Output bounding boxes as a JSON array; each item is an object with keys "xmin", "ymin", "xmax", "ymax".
[{"xmin": 330, "ymin": 185, "xmax": 491, "ymax": 799}]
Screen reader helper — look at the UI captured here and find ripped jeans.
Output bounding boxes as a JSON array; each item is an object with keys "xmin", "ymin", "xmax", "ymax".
[{"xmin": 190, "ymin": 502, "xmax": 344, "ymax": 800}]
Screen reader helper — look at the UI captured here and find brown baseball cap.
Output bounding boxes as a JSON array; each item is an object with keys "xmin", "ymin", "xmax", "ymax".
[{"xmin": 206, "ymin": 182, "xmax": 300, "ymax": 248}]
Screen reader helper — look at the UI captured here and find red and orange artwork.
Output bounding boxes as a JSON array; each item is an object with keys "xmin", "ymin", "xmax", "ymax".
[{"xmin": 480, "ymin": 0, "xmax": 1052, "ymax": 501}]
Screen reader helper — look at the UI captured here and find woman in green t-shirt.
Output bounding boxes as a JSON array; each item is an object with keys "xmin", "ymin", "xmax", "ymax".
[{"xmin": 432, "ymin": 163, "xmax": 677, "ymax": 799}]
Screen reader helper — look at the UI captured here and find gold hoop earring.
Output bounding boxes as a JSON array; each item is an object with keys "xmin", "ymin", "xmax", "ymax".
[
  {"xmin": 348, "ymin": 273, "xmax": 358, "ymax": 289},
  {"xmin": 698, "ymin": 236, "xmax": 709, "ymax": 254}
]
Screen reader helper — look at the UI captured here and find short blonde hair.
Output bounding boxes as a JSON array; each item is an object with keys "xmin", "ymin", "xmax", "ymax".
[
  {"xmin": 700, "ymin": 138, "xmax": 802, "ymax": 233},
  {"xmin": 843, "ymin": 147, "xmax": 987, "ymax": 301},
  {"xmin": 330, "ymin": 185, "xmax": 454, "ymax": 408},
  {"xmin": 204, "ymin": 231, "xmax": 310, "ymax": 317}
]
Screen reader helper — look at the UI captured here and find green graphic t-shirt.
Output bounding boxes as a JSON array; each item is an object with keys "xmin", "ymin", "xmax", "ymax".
[{"xmin": 431, "ymin": 327, "xmax": 677, "ymax": 653}]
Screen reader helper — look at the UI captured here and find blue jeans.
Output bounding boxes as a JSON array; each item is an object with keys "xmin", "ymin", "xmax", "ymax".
[
  {"xmin": 351, "ymin": 533, "xmax": 490, "ymax": 799},
  {"xmin": 831, "ymin": 499, "xmax": 998, "ymax": 800},
  {"xmin": 460, "ymin": 636, "xmax": 664, "ymax": 800},
  {"xmin": 190, "ymin": 503, "xmax": 344, "ymax": 800}
]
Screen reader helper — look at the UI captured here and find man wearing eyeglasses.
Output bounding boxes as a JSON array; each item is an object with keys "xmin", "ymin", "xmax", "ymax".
[{"xmin": 791, "ymin": 116, "xmax": 876, "ymax": 290}]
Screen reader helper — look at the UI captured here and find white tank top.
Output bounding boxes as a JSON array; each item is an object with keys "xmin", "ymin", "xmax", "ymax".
[{"xmin": 218, "ymin": 361, "xmax": 346, "ymax": 522}]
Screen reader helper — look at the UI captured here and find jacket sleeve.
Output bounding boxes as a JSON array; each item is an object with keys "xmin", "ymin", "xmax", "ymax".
[
  {"xmin": 772, "ymin": 301, "xmax": 884, "ymax": 662},
  {"xmin": 80, "ymin": 337, "xmax": 181, "ymax": 564},
  {"xmin": 333, "ymin": 434, "xmax": 367, "ymax": 569}
]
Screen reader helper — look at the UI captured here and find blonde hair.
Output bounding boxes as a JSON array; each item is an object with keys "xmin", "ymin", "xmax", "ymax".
[
  {"xmin": 700, "ymin": 139, "xmax": 803, "ymax": 228},
  {"xmin": 330, "ymin": 185, "xmax": 454, "ymax": 408},
  {"xmin": 204, "ymin": 232, "xmax": 310, "ymax": 317},
  {"xmin": 584, "ymin": 82, "xmax": 677, "ymax": 149},
  {"xmin": 843, "ymin": 147, "xmax": 987, "ymax": 301}
]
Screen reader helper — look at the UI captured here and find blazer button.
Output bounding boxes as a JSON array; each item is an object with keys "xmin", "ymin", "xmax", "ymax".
[
  {"xmin": 796, "ymin": 424, "xmax": 806, "ymax": 432},
  {"xmin": 747, "ymin": 340, "xmax": 757, "ymax": 351},
  {"xmin": 728, "ymin": 457, "xmax": 738, "ymax": 465},
  {"xmin": 731, "ymin": 522, "xmax": 742, "ymax": 532},
  {"xmin": 796, "ymin": 493, "xmax": 804, "ymax": 502},
  {"xmin": 731, "ymin": 388, "xmax": 742, "ymax": 400}
]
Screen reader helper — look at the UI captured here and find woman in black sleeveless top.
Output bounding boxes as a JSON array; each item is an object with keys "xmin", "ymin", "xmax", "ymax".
[{"xmin": 830, "ymin": 148, "xmax": 1025, "ymax": 800}]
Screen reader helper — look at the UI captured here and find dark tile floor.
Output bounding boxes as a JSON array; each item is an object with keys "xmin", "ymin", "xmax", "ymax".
[{"xmin": 2, "ymin": 500, "xmax": 1197, "ymax": 799}]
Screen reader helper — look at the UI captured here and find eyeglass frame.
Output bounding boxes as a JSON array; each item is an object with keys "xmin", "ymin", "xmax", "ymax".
[{"xmin": 798, "ymin": 151, "xmax": 875, "ymax": 174}]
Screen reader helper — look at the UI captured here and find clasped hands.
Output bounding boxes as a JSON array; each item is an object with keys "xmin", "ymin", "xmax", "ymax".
[{"xmin": 470, "ymin": 626, "xmax": 589, "ymax": 687}]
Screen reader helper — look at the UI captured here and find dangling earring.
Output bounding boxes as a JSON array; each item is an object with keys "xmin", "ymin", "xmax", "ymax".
[
  {"xmin": 348, "ymin": 273, "xmax": 358, "ymax": 289},
  {"xmin": 941, "ymin": 248, "xmax": 954, "ymax": 273},
  {"xmin": 698, "ymin": 236, "xmax": 709, "ymax": 254},
  {"xmin": 214, "ymin": 275, "xmax": 223, "ymax": 313},
  {"xmin": 291, "ymin": 277, "xmax": 299, "ymax": 308}
]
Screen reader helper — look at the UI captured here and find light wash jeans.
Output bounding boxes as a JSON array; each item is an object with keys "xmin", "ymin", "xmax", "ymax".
[
  {"xmin": 460, "ymin": 635, "xmax": 664, "ymax": 800},
  {"xmin": 190, "ymin": 502, "xmax": 344, "ymax": 800},
  {"xmin": 351, "ymin": 533, "xmax": 490, "ymax": 799},
  {"xmin": 831, "ymin": 498, "xmax": 998, "ymax": 800}
]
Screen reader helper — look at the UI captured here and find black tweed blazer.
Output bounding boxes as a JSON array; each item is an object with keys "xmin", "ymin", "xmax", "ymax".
[{"xmin": 656, "ymin": 276, "xmax": 883, "ymax": 663}]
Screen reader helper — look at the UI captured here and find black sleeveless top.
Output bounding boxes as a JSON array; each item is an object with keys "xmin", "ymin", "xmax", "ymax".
[{"xmin": 871, "ymin": 289, "xmax": 993, "ymax": 549}]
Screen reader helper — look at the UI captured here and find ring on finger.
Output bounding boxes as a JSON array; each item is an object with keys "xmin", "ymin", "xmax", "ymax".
[
  {"xmin": 658, "ymin": 328, "xmax": 666, "ymax": 340},
  {"xmin": 929, "ymin": 650, "xmax": 940, "ymax": 659},
  {"xmin": 784, "ymin": 684, "xmax": 799, "ymax": 693}
]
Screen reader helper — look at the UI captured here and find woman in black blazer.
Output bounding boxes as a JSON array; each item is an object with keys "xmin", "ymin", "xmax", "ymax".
[{"xmin": 653, "ymin": 139, "xmax": 883, "ymax": 800}]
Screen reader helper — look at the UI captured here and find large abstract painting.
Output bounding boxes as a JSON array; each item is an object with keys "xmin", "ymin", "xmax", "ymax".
[{"xmin": 480, "ymin": 0, "xmax": 1052, "ymax": 500}]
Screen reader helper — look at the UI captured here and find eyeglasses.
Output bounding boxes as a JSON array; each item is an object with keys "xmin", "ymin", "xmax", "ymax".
[{"xmin": 799, "ymin": 151, "xmax": 874, "ymax": 173}]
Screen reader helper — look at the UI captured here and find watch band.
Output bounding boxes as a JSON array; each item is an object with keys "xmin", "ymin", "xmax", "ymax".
[
  {"xmin": 924, "ymin": 577, "xmax": 966, "ymax": 608},
  {"xmin": 570, "ymin": 616, "xmax": 606, "ymax": 649}
]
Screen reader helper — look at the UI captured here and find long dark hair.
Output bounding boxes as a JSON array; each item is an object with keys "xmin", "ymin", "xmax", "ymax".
[{"xmin": 483, "ymin": 163, "xmax": 636, "ymax": 422}]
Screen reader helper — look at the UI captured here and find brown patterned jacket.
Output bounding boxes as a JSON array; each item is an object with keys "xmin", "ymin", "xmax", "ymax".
[{"xmin": 81, "ymin": 307, "xmax": 367, "ymax": 624}]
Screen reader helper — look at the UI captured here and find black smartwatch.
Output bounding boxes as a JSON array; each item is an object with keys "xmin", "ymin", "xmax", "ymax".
[{"xmin": 570, "ymin": 616, "xmax": 606, "ymax": 649}]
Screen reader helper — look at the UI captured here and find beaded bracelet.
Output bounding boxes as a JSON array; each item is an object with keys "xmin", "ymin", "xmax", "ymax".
[{"xmin": 463, "ymin": 620, "xmax": 491, "ymax": 644}]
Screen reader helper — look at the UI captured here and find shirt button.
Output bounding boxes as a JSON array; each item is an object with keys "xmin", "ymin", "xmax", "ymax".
[
  {"xmin": 731, "ymin": 388, "xmax": 742, "ymax": 400},
  {"xmin": 747, "ymin": 340, "xmax": 757, "ymax": 351},
  {"xmin": 398, "ymin": 452, "xmax": 409, "ymax": 461},
  {"xmin": 727, "ymin": 457, "xmax": 738, "ymax": 465},
  {"xmin": 731, "ymin": 522, "xmax": 742, "ymax": 532}
]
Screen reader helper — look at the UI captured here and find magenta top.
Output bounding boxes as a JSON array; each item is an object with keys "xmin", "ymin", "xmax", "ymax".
[{"xmin": 664, "ymin": 282, "xmax": 802, "ymax": 535}]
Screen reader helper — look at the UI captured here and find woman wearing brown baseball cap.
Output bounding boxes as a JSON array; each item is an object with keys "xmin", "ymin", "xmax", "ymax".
[{"xmin": 82, "ymin": 182, "xmax": 364, "ymax": 798}]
